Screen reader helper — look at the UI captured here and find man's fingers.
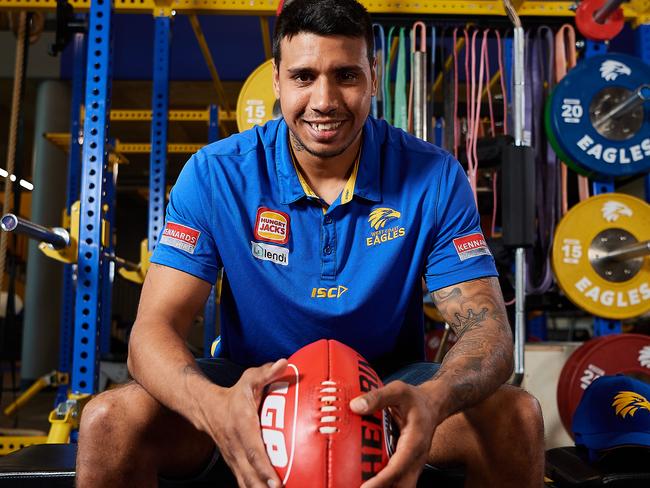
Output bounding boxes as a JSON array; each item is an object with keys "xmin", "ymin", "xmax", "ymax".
[
  {"xmin": 350, "ymin": 380, "xmax": 409, "ymax": 414},
  {"xmin": 360, "ymin": 429, "xmax": 427, "ymax": 488},
  {"xmin": 237, "ymin": 407, "xmax": 282, "ymax": 487}
]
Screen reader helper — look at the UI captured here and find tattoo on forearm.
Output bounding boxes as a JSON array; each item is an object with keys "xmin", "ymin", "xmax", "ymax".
[
  {"xmin": 452, "ymin": 307, "xmax": 488, "ymax": 336},
  {"xmin": 429, "ymin": 277, "xmax": 514, "ymax": 412}
]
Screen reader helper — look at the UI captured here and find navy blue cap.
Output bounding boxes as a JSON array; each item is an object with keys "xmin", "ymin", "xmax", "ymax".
[{"xmin": 573, "ymin": 375, "xmax": 650, "ymax": 461}]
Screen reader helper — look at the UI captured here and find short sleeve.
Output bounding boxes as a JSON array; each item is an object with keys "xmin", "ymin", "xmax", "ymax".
[
  {"xmin": 424, "ymin": 156, "xmax": 498, "ymax": 292},
  {"xmin": 150, "ymin": 151, "xmax": 221, "ymax": 285}
]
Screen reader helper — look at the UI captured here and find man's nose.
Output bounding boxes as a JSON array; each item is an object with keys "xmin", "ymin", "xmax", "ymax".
[{"xmin": 310, "ymin": 76, "xmax": 339, "ymax": 114}]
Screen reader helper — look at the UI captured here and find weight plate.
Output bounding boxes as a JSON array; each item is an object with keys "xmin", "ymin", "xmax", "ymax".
[
  {"xmin": 545, "ymin": 90, "xmax": 593, "ymax": 177},
  {"xmin": 552, "ymin": 193, "xmax": 650, "ymax": 320},
  {"xmin": 236, "ymin": 59, "xmax": 279, "ymax": 133},
  {"xmin": 556, "ymin": 334, "xmax": 650, "ymax": 437},
  {"xmin": 557, "ymin": 337, "xmax": 607, "ymax": 437},
  {"xmin": 548, "ymin": 54, "xmax": 650, "ymax": 179},
  {"xmin": 575, "ymin": 0, "xmax": 625, "ymax": 42}
]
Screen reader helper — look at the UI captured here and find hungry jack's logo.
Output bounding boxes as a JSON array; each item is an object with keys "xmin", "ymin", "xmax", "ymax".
[
  {"xmin": 612, "ymin": 391, "xmax": 650, "ymax": 419},
  {"xmin": 366, "ymin": 207, "xmax": 406, "ymax": 247},
  {"xmin": 255, "ymin": 207, "xmax": 290, "ymax": 244}
]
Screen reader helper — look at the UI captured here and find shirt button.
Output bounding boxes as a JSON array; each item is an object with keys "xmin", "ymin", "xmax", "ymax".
[
  {"xmin": 324, "ymin": 215, "xmax": 332, "ymax": 224},
  {"xmin": 324, "ymin": 245, "xmax": 332, "ymax": 255}
]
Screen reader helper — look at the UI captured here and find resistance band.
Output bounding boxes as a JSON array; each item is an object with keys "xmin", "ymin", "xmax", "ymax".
[
  {"xmin": 408, "ymin": 21, "xmax": 427, "ymax": 140},
  {"xmin": 394, "ymin": 27, "xmax": 408, "ymax": 130},
  {"xmin": 555, "ymin": 24, "xmax": 589, "ymax": 214},
  {"xmin": 372, "ymin": 23, "xmax": 385, "ymax": 119}
]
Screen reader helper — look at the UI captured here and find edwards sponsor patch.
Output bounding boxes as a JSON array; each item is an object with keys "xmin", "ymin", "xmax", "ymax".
[
  {"xmin": 453, "ymin": 233, "xmax": 491, "ymax": 261},
  {"xmin": 255, "ymin": 207, "xmax": 290, "ymax": 244},
  {"xmin": 159, "ymin": 222, "xmax": 200, "ymax": 254}
]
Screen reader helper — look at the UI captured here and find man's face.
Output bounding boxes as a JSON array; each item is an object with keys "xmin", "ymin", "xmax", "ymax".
[{"xmin": 273, "ymin": 33, "xmax": 376, "ymax": 159}]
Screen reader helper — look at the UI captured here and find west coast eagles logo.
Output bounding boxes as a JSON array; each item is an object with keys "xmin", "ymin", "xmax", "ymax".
[
  {"xmin": 366, "ymin": 207, "xmax": 406, "ymax": 247},
  {"xmin": 368, "ymin": 208, "xmax": 401, "ymax": 230},
  {"xmin": 599, "ymin": 60, "xmax": 632, "ymax": 82},
  {"xmin": 612, "ymin": 391, "xmax": 650, "ymax": 418}
]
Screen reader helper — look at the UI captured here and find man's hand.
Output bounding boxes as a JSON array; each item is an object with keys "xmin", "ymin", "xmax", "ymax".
[
  {"xmin": 350, "ymin": 380, "xmax": 439, "ymax": 488},
  {"xmin": 206, "ymin": 359, "xmax": 288, "ymax": 488}
]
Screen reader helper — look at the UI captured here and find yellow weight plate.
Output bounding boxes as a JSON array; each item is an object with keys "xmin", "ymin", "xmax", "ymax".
[
  {"xmin": 552, "ymin": 193, "xmax": 650, "ymax": 320},
  {"xmin": 236, "ymin": 59, "xmax": 279, "ymax": 133}
]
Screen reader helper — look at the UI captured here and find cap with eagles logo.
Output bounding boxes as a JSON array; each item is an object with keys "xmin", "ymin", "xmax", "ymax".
[{"xmin": 572, "ymin": 375, "xmax": 650, "ymax": 460}]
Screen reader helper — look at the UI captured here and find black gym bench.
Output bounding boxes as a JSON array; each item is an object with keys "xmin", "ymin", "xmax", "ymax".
[{"xmin": 0, "ymin": 444, "xmax": 466, "ymax": 487}]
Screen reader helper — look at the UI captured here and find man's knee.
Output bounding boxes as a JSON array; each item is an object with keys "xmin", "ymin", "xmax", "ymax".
[
  {"xmin": 79, "ymin": 384, "xmax": 154, "ymax": 445},
  {"xmin": 506, "ymin": 387, "xmax": 544, "ymax": 441}
]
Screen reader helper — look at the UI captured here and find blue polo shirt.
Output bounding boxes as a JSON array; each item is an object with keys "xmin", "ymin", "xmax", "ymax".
[{"xmin": 151, "ymin": 117, "xmax": 497, "ymax": 375}]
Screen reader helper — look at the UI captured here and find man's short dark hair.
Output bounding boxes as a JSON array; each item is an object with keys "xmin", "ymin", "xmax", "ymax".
[{"xmin": 273, "ymin": 0, "xmax": 374, "ymax": 66}]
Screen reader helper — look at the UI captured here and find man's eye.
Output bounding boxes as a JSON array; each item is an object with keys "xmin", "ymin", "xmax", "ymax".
[
  {"xmin": 340, "ymin": 72, "xmax": 358, "ymax": 82},
  {"xmin": 293, "ymin": 73, "xmax": 312, "ymax": 82}
]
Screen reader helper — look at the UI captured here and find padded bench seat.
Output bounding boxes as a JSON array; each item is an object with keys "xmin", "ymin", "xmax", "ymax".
[
  {"xmin": 0, "ymin": 443, "xmax": 465, "ymax": 487},
  {"xmin": 546, "ymin": 446, "xmax": 650, "ymax": 488}
]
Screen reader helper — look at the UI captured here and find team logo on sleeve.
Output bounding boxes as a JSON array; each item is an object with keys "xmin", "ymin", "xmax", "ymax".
[
  {"xmin": 255, "ymin": 207, "xmax": 290, "ymax": 244},
  {"xmin": 159, "ymin": 222, "xmax": 200, "ymax": 254},
  {"xmin": 453, "ymin": 233, "xmax": 491, "ymax": 261}
]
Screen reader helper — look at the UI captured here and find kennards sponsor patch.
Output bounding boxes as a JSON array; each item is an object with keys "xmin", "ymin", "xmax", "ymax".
[
  {"xmin": 453, "ymin": 233, "xmax": 491, "ymax": 261},
  {"xmin": 159, "ymin": 222, "xmax": 200, "ymax": 254}
]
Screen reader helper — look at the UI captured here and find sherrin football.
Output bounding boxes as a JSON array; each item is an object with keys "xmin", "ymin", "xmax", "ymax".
[{"xmin": 259, "ymin": 339, "xmax": 391, "ymax": 487}]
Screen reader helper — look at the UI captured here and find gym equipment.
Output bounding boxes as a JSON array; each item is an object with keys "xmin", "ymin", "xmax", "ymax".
[
  {"xmin": 551, "ymin": 193, "xmax": 650, "ymax": 320},
  {"xmin": 546, "ymin": 54, "xmax": 650, "ymax": 179},
  {"xmin": 236, "ymin": 59, "xmax": 278, "ymax": 133},
  {"xmin": 409, "ymin": 21, "xmax": 428, "ymax": 140},
  {"xmin": 0, "ymin": 208, "xmax": 150, "ymax": 283},
  {"xmin": 546, "ymin": 445, "xmax": 650, "ymax": 487},
  {"xmin": 575, "ymin": 0, "xmax": 625, "ymax": 42},
  {"xmin": 260, "ymin": 339, "xmax": 389, "ymax": 486},
  {"xmin": 556, "ymin": 334, "xmax": 650, "ymax": 437}
]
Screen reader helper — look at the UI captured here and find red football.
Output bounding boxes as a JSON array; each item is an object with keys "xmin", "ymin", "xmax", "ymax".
[{"xmin": 259, "ymin": 339, "xmax": 391, "ymax": 487}]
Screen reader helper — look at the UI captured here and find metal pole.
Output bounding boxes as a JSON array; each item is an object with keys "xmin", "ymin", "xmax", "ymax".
[
  {"xmin": 413, "ymin": 52, "xmax": 427, "ymax": 141},
  {"xmin": 504, "ymin": 0, "xmax": 527, "ymax": 385},
  {"xmin": 1, "ymin": 214, "xmax": 69, "ymax": 249},
  {"xmin": 593, "ymin": 84, "xmax": 649, "ymax": 128},
  {"xmin": 598, "ymin": 240, "xmax": 650, "ymax": 262},
  {"xmin": 594, "ymin": 0, "xmax": 627, "ymax": 24}
]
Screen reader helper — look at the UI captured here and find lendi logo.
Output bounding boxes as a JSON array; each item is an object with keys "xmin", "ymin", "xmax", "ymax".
[{"xmin": 251, "ymin": 241, "xmax": 289, "ymax": 266}]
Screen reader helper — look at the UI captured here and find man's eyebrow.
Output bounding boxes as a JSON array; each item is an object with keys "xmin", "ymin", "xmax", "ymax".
[
  {"xmin": 286, "ymin": 67, "xmax": 314, "ymax": 75},
  {"xmin": 285, "ymin": 64, "xmax": 365, "ymax": 75}
]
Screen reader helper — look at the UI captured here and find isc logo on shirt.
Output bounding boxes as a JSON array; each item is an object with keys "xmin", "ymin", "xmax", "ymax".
[
  {"xmin": 255, "ymin": 207, "xmax": 290, "ymax": 244},
  {"xmin": 453, "ymin": 233, "xmax": 491, "ymax": 261},
  {"xmin": 159, "ymin": 222, "xmax": 200, "ymax": 254}
]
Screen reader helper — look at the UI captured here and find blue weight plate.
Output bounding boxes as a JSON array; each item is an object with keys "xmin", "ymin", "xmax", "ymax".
[
  {"xmin": 545, "ymin": 88, "xmax": 594, "ymax": 177},
  {"xmin": 549, "ymin": 53, "xmax": 650, "ymax": 179}
]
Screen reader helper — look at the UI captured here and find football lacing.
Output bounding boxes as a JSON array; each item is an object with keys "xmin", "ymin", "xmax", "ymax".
[{"xmin": 318, "ymin": 380, "xmax": 340, "ymax": 434}]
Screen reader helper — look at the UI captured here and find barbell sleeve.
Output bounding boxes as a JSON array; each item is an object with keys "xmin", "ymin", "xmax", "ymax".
[
  {"xmin": 599, "ymin": 240, "xmax": 650, "ymax": 262},
  {"xmin": 593, "ymin": 0, "xmax": 627, "ymax": 24},
  {"xmin": 0, "ymin": 213, "xmax": 70, "ymax": 249},
  {"xmin": 105, "ymin": 254, "xmax": 140, "ymax": 272},
  {"xmin": 593, "ymin": 84, "xmax": 650, "ymax": 128}
]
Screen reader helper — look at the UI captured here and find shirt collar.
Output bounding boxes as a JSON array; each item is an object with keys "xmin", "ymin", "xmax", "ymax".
[{"xmin": 275, "ymin": 117, "xmax": 381, "ymax": 205}]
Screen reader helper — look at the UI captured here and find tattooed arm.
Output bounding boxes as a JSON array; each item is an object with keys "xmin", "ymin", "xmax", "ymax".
[{"xmin": 424, "ymin": 276, "xmax": 514, "ymax": 418}]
